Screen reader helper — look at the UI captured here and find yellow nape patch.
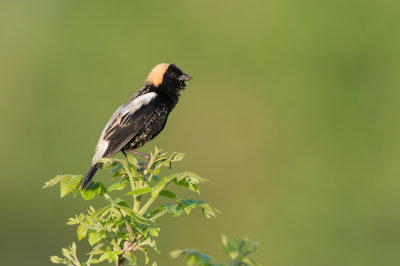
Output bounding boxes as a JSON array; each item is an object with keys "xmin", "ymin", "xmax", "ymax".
[{"xmin": 146, "ymin": 63, "xmax": 169, "ymax": 87}]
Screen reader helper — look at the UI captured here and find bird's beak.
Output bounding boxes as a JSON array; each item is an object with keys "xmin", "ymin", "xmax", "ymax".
[{"xmin": 179, "ymin": 73, "xmax": 193, "ymax": 81}]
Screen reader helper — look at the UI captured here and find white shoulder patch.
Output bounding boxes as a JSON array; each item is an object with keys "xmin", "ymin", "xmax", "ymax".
[
  {"xmin": 92, "ymin": 139, "xmax": 109, "ymax": 164},
  {"xmin": 125, "ymin": 92, "xmax": 157, "ymax": 114},
  {"xmin": 146, "ymin": 63, "xmax": 169, "ymax": 87}
]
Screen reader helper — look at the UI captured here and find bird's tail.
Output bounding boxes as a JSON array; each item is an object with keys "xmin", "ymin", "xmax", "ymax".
[{"xmin": 80, "ymin": 163, "xmax": 101, "ymax": 188}]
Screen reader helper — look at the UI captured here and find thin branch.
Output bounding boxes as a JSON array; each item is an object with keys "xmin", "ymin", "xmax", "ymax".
[
  {"xmin": 133, "ymin": 180, "xmax": 144, "ymax": 212},
  {"xmin": 138, "ymin": 195, "xmax": 157, "ymax": 215},
  {"xmin": 149, "ymin": 209, "xmax": 168, "ymax": 222}
]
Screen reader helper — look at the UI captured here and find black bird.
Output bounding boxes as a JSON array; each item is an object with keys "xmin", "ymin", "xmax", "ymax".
[{"xmin": 81, "ymin": 63, "xmax": 192, "ymax": 188}]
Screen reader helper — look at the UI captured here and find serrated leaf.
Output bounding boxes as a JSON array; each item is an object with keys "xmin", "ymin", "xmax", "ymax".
[
  {"xmin": 66, "ymin": 217, "xmax": 79, "ymax": 225},
  {"xmin": 126, "ymin": 153, "xmax": 138, "ymax": 166},
  {"xmin": 138, "ymin": 237, "xmax": 157, "ymax": 248},
  {"xmin": 148, "ymin": 228, "xmax": 159, "ymax": 237},
  {"xmin": 98, "ymin": 158, "xmax": 118, "ymax": 169},
  {"xmin": 43, "ymin": 175, "xmax": 65, "ymax": 189},
  {"xmin": 50, "ymin": 255, "xmax": 68, "ymax": 264},
  {"xmin": 219, "ymin": 235, "xmax": 259, "ymax": 265},
  {"xmin": 60, "ymin": 175, "xmax": 83, "ymax": 198},
  {"xmin": 109, "ymin": 252, "xmax": 119, "ymax": 263},
  {"xmin": 169, "ymin": 152, "xmax": 185, "ymax": 162},
  {"xmin": 170, "ymin": 249, "xmax": 224, "ymax": 266},
  {"xmin": 161, "ymin": 199, "xmax": 218, "ymax": 218},
  {"xmin": 152, "ymin": 176, "xmax": 176, "ymax": 196},
  {"xmin": 169, "ymin": 249, "xmax": 183, "ymax": 258},
  {"xmin": 88, "ymin": 231, "xmax": 104, "ymax": 246},
  {"xmin": 165, "ymin": 203, "xmax": 183, "ymax": 216},
  {"xmin": 90, "ymin": 244, "xmax": 104, "ymax": 255},
  {"xmin": 108, "ymin": 177, "xmax": 129, "ymax": 191},
  {"xmin": 125, "ymin": 187, "xmax": 151, "ymax": 196},
  {"xmin": 98, "ymin": 251, "xmax": 112, "ymax": 262},
  {"xmin": 80, "ymin": 182, "xmax": 107, "ymax": 200},
  {"xmin": 169, "ymin": 172, "xmax": 207, "ymax": 194},
  {"xmin": 77, "ymin": 224, "xmax": 87, "ymax": 240},
  {"xmin": 159, "ymin": 189, "xmax": 176, "ymax": 198},
  {"xmin": 114, "ymin": 204, "xmax": 149, "ymax": 224},
  {"xmin": 90, "ymin": 205, "xmax": 111, "ymax": 219},
  {"xmin": 71, "ymin": 242, "xmax": 77, "ymax": 252}
]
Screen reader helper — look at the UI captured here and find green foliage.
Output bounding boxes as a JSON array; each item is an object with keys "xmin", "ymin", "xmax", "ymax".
[
  {"xmin": 220, "ymin": 235, "xmax": 259, "ymax": 266},
  {"xmin": 44, "ymin": 147, "xmax": 218, "ymax": 265},
  {"xmin": 170, "ymin": 249, "xmax": 223, "ymax": 266},
  {"xmin": 171, "ymin": 235, "xmax": 259, "ymax": 266}
]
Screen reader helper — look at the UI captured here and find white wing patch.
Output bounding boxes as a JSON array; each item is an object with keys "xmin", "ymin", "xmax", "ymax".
[
  {"xmin": 124, "ymin": 92, "xmax": 157, "ymax": 115},
  {"xmin": 92, "ymin": 139, "xmax": 109, "ymax": 164},
  {"xmin": 91, "ymin": 92, "xmax": 157, "ymax": 164}
]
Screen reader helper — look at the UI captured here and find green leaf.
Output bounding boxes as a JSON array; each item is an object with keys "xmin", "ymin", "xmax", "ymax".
[
  {"xmin": 77, "ymin": 224, "xmax": 87, "ymax": 241},
  {"xmin": 80, "ymin": 182, "xmax": 107, "ymax": 200},
  {"xmin": 152, "ymin": 176, "xmax": 176, "ymax": 196},
  {"xmin": 98, "ymin": 251, "xmax": 112, "ymax": 262},
  {"xmin": 126, "ymin": 153, "xmax": 138, "ymax": 166},
  {"xmin": 148, "ymin": 228, "xmax": 160, "ymax": 237},
  {"xmin": 108, "ymin": 177, "xmax": 129, "ymax": 191},
  {"xmin": 170, "ymin": 249, "xmax": 223, "ymax": 266},
  {"xmin": 90, "ymin": 244, "xmax": 104, "ymax": 255},
  {"xmin": 88, "ymin": 231, "xmax": 104, "ymax": 246},
  {"xmin": 89, "ymin": 205, "xmax": 112, "ymax": 219},
  {"xmin": 77, "ymin": 213, "xmax": 85, "ymax": 222},
  {"xmin": 164, "ymin": 203, "xmax": 184, "ymax": 216},
  {"xmin": 159, "ymin": 189, "xmax": 176, "ymax": 198},
  {"xmin": 60, "ymin": 175, "xmax": 83, "ymax": 198},
  {"xmin": 169, "ymin": 249, "xmax": 210, "ymax": 262},
  {"xmin": 125, "ymin": 186, "xmax": 151, "ymax": 196},
  {"xmin": 114, "ymin": 203, "xmax": 149, "ymax": 224},
  {"xmin": 172, "ymin": 171, "xmax": 207, "ymax": 194},
  {"xmin": 169, "ymin": 152, "xmax": 185, "ymax": 162},
  {"xmin": 161, "ymin": 199, "xmax": 218, "ymax": 218},
  {"xmin": 43, "ymin": 175, "xmax": 65, "ymax": 189},
  {"xmin": 98, "ymin": 158, "xmax": 118, "ymax": 169},
  {"xmin": 50, "ymin": 255, "xmax": 68, "ymax": 264},
  {"xmin": 138, "ymin": 236, "xmax": 157, "ymax": 248},
  {"xmin": 98, "ymin": 250, "xmax": 119, "ymax": 263},
  {"xmin": 66, "ymin": 217, "xmax": 79, "ymax": 225},
  {"xmin": 219, "ymin": 235, "xmax": 259, "ymax": 265}
]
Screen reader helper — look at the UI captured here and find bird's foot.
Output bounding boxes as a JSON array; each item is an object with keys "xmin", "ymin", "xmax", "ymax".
[
  {"xmin": 126, "ymin": 149, "xmax": 150, "ymax": 159},
  {"xmin": 121, "ymin": 149, "xmax": 151, "ymax": 169}
]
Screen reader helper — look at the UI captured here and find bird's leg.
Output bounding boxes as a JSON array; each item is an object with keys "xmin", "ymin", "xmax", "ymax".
[
  {"xmin": 121, "ymin": 149, "xmax": 144, "ymax": 170},
  {"xmin": 126, "ymin": 149, "xmax": 151, "ymax": 168},
  {"xmin": 126, "ymin": 149, "xmax": 150, "ymax": 159}
]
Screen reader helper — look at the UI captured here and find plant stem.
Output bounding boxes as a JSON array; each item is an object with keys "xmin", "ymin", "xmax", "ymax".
[
  {"xmin": 133, "ymin": 180, "xmax": 144, "ymax": 212},
  {"xmin": 138, "ymin": 194, "xmax": 157, "ymax": 215},
  {"xmin": 149, "ymin": 209, "xmax": 168, "ymax": 221},
  {"xmin": 119, "ymin": 160, "xmax": 137, "ymax": 210}
]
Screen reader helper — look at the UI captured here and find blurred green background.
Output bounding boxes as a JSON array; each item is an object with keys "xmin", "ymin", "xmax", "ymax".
[{"xmin": 1, "ymin": 0, "xmax": 400, "ymax": 265}]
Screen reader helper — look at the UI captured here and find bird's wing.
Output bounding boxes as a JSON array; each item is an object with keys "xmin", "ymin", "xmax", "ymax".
[{"xmin": 92, "ymin": 92, "xmax": 158, "ymax": 162}]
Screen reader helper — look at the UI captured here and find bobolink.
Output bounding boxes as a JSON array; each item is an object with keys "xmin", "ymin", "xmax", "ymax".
[{"xmin": 81, "ymin": 63, "xmax": 192, "ymax": 188}]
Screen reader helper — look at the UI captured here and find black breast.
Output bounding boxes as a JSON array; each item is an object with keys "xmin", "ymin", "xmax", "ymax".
[
  {"xmin": 125, "ymin": 104, "xmax": 170, "ymax": 149},
  {"xmin": 124, "ymin": 89, "xmax": 179, "ymax": 150}
]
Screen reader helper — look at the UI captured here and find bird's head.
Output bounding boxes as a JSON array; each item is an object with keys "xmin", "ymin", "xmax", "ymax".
[{"xmin": 146, "ymin": 63, "xmax": 192, "ymax": 93}]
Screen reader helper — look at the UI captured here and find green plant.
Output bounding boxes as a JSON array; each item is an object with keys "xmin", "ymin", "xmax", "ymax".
[
  {"xmin": 170, "ymin": 235, "xmax": 259, "ymax": 266},
  {"xmin": 44, "ymin": 147, "xmax": 218, "ymax": 265}
]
